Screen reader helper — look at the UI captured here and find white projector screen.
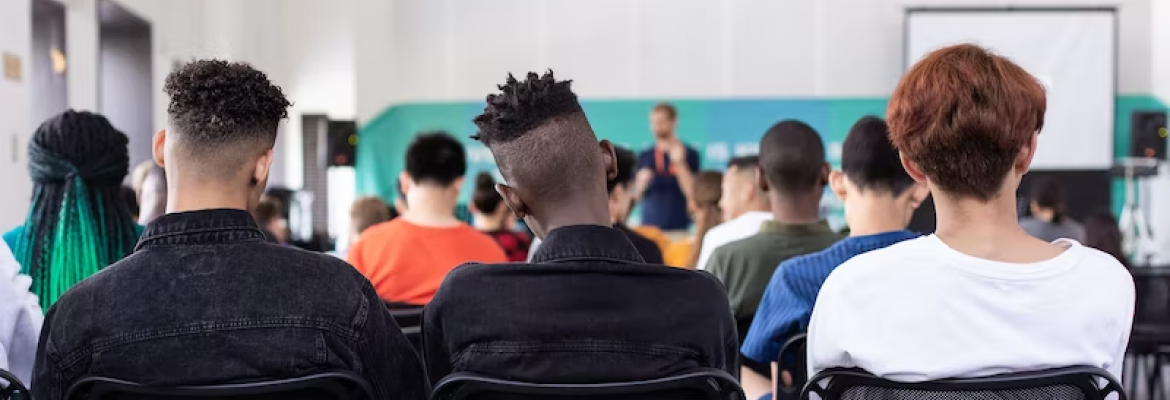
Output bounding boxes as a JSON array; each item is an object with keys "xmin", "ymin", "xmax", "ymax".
[{"xmin": 905, "ymin": 9, "xmax": 1116, "ymax": 170}]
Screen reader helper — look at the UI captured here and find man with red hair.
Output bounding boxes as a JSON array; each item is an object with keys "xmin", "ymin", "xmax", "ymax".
[{"xmin": 806, "ymin": 44, "xmax": 1134, "ymax": 382}]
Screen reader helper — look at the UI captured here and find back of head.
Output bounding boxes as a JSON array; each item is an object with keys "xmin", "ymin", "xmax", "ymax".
[
  {"xmin": 472, "ymin": 71, "xmax": 605, "ymax": 224},
  {"xmin": 164, "ymin": 60, "xmax": 290, "ymax": 184},
  {"xmin": 1030, "ymin": 178, "xmax": 1067, "ymax": 221},
  {"xmin": 472, "ymin": 172, "xmax": 503, "ymax": 213},
  {"xmin": 888, "ymin": 44, "xmax": 1046, "ymax": 201},
  {"xmin": 18, "ymin": 110, "xmax": 138, "ymax": 309},
  {"xmin": 758, "ymin": 120, "xmax": 827, "ymax": 196},
  {"xmin": 1083, "ymin": 211, "xmax": 1128, "ymax": 268},
  {"xmin": 253, "ymin": 199, "xmax": 281, "ymax": 227},
  {"xmin": 842, "ymin": 116, "xmax": 915, "ymax": 195},
  {"xmin": 406, "ymin": 132, "xmax": 466, "ymax": 187},
  {"xmin": 687, "ymin": 170, "xmax": 724, "ymax": 269},
  {"xmin": 607, "ymin": 146, "xmax": 637, "ymax": 194},
  {"xmin": 350, "ymin": 196, "xmax": 392, "ymax": 235}
]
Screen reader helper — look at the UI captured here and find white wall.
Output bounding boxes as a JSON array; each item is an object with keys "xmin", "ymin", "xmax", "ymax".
[
  {"xmin": 0, "ymin": 0, "xmax": 34, "ymax": 229},
  {"xmin": 31, "ymin": 2, "xmax": 68, "ymax": 129},
  {"xmin": 1153, "ymin": 0, "xmax": 1170, "ymax": 103},
  {"xmin": 354, "ymin": 0, "xmax": 1154, "ymax": 122},
  {"xmin": 100, "ymin": 29, "xmax": 153, "ymax": 169}
]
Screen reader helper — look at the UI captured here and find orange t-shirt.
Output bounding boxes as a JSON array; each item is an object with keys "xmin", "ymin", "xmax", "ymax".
[
  {"xmin": 663, "ymin": 240, "xmax": 692, "ymax": 269},
  {"xmin": 347, "ymin": 218, "xmax": 507, "ymax": 305}
]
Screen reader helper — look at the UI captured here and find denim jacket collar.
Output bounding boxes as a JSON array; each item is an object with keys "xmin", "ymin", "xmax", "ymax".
[
  {"xmin": 136, "ymin": 208, "xmax": 268, "ymax": 250},
  {"xmin": 530, "ymin": 224, "xmax": 645, "ymax": 264}
]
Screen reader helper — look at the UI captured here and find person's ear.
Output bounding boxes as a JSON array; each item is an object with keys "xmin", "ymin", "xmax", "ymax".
[
  {"xmin": 399, "ymin": 171, "xmax": 413, "ymax": 196},
  {"xmin": 449, "ymin": 176, "xmax": 465, "ymax": 195},
  {"xmin": 599, "ymin": 140, "xmax": 618, "ymax": 181},
  {"xmin": 756, "ymin": 165, "xmax": 770, "ymax": 192},
  {"xmin": 828, "ymin": 170, "xmax": 848, "ymax": 201},
  {"xmin": 496, "ymin": 183, "xmax": 527, "ymax": 220},
  {"xmin": 900, "ymin": 153, "xmax": 928, "ymax": 183},
  {"xmin": 1015, "ymin": 132, "xmax": 1039, "ymax": 174},
  {"xmin": 152, "ymin": 129, "xmax": 167, "ymax": 167},
  {"xmin": 252, "ymin": 149, "xmax": 274, "ymax": 187},
  {"xmin": 907, "ymin": 182, "xmax": 930, "ymax": 209},
  {"xmin": 820, "ymin": 163, "xmax": 831, "ymax": 187}
]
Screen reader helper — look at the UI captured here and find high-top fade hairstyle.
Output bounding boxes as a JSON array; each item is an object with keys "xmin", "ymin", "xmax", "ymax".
[
  {"xmin": 888, "ymin": 44, "xmax": 1045, "ymax": 201},
  {"xmin": 164, "ymin": 60, "xmax": 290, "ymax": 178},
  {"xmin": 472, "ymin": 71, "xmax": 601, "ymax": 204},
  {"xmin": 16, "ymin": 110, "xmax": 138, "ymax": 309},
  {"xmin": 405, "ymin": 132, "xmax": 466, "ymax": 186},
  {"xmin": 842, "ymin": 116, "xmax": 915, "ymax": 195},
  {"xmin": 758, "ymin": 120, "xmax": 827, "ymax": 195}
]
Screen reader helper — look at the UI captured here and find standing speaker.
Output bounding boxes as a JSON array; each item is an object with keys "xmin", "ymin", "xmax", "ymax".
[
  {"xmin": 1131, "ymin": 111, "xmax": 1168, "ymax": 160},
  {"xmin": 326, "ymin": 120, "xmax": 357, "ymax": 167}
]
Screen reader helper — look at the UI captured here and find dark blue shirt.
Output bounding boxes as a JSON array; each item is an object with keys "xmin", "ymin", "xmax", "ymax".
[
  {"xmin": 637, "ymin": 146, "xmax": 701, "ymax": 231},
  {"xmin": 741, "ymin": 230, "xmax": 919, "ymax": 364}
]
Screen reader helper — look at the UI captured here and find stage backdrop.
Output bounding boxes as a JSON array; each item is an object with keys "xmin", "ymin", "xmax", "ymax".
[{"xmin": 355, "ymin": 95, "xmax": 1166, "ymax": 228}]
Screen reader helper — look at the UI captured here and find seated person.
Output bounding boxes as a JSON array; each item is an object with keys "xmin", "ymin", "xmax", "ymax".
[
  {"xmin": 696, "ymin": 156, "xmax": 771, "ymax": 270},
  {"xmin": 335, "ymin": 196, "xmax": 394, "ymax": 259},
  {"xmin": 471, "ymin": 172, "xmax": 532, "ymax": 262},
  {"xmin": 664, "ymin": 171, "xmax": 724, "ymax": 269},
  {"xmin": 610, "ymin": 146, "xmax": 665, "ymax": 264},
  {"xmin": 1020, "ymin": 178, "xmax": 1084, "ymax": 242},
  {"xmin": 0, "ymin": 242, "xmax": 41, "ymax": 385},
  {"xmin": 705, "ymin": 120, "xmax": 842, "ymax": 343},
  {"xmin": 423, "ymin": 71, "xmax": 738, "ymax": 385},
  {"xmin": 348, "ymin": 133, "xmax": 506, "ymax": 306},
  {"xmin": 808, "ymin": 44, "xmax": 1134, "ymax": 382},
  {"xmin": 33, "ymin": 60, "xmax": 427, "ymax": 400},
  {"xmin": 738, "ymin": 116, "xmax": 927, "ymax": 400}
]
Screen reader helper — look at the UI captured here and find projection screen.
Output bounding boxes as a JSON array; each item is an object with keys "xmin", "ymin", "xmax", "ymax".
[{"xmin": 905, "ymin": 9, "xmax": 1117, "ymax": 170}]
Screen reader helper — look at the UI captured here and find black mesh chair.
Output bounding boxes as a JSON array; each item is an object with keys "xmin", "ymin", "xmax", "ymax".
[
  {"xmin": 799, "ymin": 366, "xmax": 1125, "ymax": 400},
  {"xmin": 65, "ymin": 371, "xmax": 375, "ymax": 400},
  {"xmin": 1127, "ymin": 267, "xmax": 1170, "ymax": 400},
  {"xmin": 1, "ymin": 369, "xmax": 30, "ymax": 400},
  {"xmin": 430, "ymin": 368, "xmax": 744, "ymax": 400},
  {"xmin": 776, "ymin": 334, "xmax": 808, "ymax": 400}
]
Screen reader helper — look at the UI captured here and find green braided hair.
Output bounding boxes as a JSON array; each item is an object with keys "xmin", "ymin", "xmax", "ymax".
[{"xmin": 15, "ymin": 110, "xmax": 138, "ymax": 309}]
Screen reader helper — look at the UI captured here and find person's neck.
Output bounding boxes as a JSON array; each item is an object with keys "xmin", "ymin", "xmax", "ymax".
[
  {"xmin": 654, "ymin": 136, "xmax": 676, "ymax": 149},
  {"xmin": 167, "ymin": 180, "xmax": 252, "ymax": 213},
  {"xmin": 845, "ymin": 197, "xmax": 911, "ymax": 237},
  {"xmin": 934, "ymin": 191, "xmax": 1038, "ymax": 258},
  {"xmin": 534, "ymin": 197, "xmax": 612, "ymax": 235},
  {"xmin": 734, "ymin": 200, "xmax": 771, "ymax": 220},
  {"xmin": 769, "ymin": 192, "xmax": 822, "ymax": 225},
  {"xmin": 473, "ymin": 213, "xmax": 504, "ymax": 231},
  {"xmin": 403, "ymin": 189, "xmax": 461, "ymax": 227}
]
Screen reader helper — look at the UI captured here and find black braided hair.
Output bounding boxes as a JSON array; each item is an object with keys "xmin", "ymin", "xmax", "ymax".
[
  {"xmin": 16, "ymin": 110, "xmax": 138, "ymax": 309},
  {"xmin": 471, "ymin": 70, "xmax": 582, "ymax": 146}
]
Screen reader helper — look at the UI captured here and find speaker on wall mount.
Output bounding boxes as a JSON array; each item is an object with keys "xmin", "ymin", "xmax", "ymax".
[
  {"xmin": 326, "ymin": 120, "xmax": 357, "ymax": 167},
  {"xmin": 1131, "ymin": 110, "xmax": 1167, "ymax": 160}
]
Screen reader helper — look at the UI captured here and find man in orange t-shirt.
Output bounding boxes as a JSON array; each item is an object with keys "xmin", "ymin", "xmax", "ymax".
[{"xmin": 348, "ymin": 132, "xmax": 506, "ymax": 306}]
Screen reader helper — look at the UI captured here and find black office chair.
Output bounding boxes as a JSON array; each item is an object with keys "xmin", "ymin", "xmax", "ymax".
[
  {"xmin": 431, "ymin": 368, "xmax": 744, "ymax": 400},
  {"xmin": 800, "ymin": 366, "xmax": 1125, "ymax": 400},
  {"xmin": 775, "ymin": 333, "xmax": 808, "ymax": 400},
  {"xmin": 65, "ymin": 371, "xmax": 375, "ymax": 400},
  {"xmin": 1, "ymin": 369, "xmax": 30, "ymax": 400},
  {"xmin": 1127, "ymin": 267, "xmax": 1170, "ymax": 400},
  {"xmin": 388, "ymin": 307, "xmax": 424, "ymax": 329}
]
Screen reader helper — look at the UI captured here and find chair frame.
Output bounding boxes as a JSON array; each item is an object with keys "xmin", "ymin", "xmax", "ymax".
[
  {"xmin": 1, "ymin": 369, "xmax": 30, "ymax": 400},
  {"xmin": 65, "ymin": 371, "xmax": 375, "ymax": 400},
  {"xmin": 799, "ymin": 366, "xmax": 1126, "ymax": 400},
  {"xmin": 776, "ymin": 333, "xmax": 808, "ymax": 397},
  {"xmin": 431, "ymin": 368, "xmax": 744, "ymax": 400}
]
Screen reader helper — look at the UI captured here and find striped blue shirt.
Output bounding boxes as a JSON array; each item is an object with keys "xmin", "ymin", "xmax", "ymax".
[{"xmin": 741, "ymin": 230, "xmax": 919, "ymax": 364}]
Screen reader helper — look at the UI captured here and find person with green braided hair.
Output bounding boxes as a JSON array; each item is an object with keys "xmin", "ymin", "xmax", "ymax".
[{"xmin": 2, "ymin": 110, "xmax": 141, "ymax": 309}]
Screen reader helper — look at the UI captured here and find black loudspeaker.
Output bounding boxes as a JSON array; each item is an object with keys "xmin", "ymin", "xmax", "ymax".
[
  {"xmin": 326, "ymin": 120, "xmax": 358, "ymax": 167},
  {"xmin": 1131, "ymin": 111, "xmax": 1167, "ymax": 160}
]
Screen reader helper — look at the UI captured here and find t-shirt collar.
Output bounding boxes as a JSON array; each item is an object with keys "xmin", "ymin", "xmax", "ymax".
[{"xmin": 758, "ymin": 219, "xmax": 833, "ymax": 235}]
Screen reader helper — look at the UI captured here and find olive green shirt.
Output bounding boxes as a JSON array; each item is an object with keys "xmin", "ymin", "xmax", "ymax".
[{"xmin": 705, "ymin": 220, "xmax": 842, "ymax": 323}]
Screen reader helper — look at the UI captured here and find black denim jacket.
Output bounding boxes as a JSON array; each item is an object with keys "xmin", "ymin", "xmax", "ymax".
[
  {"xmin": 32, "ymin": 209, "xmax": 428, "ymax": 400},
  {"xmin": 423, "ymin": 224, "xmax": 739, "ymax": 385}
]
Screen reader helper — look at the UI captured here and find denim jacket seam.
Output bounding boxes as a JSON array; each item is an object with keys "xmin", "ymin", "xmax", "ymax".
[
  {"xmin": 138, "ymin": 227, "xmax": 265, "ymax": 247},
  {"xmin": 58, "ymin": 318, "xmax": 360, "ymax": 369},
  {"xmin": 539, "ymin": 255, "xmax": 644, "ymax": 264}
]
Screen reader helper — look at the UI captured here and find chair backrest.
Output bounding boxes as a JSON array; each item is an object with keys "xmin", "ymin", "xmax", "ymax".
[
  {"xmin": 65, "ymin": 371, "xmax": 375, "ymax": 400},
  {"xmin": 776, "ymin": 333, "xmax": 808, "ymax": 398},
  {"xmin": 387, "ymin": 306, "xmax": 424, "ymax": 328},
  {"xmin": 800, "ymin": 366, "xmax": 1126, "ymax": 400},
  {"xmin": 431, "ymin": 368, "xmax": 744, "ymax": 400},
  {"xmin": 1, "ymin": 369, "xmax": 31, "ymax": 400}
]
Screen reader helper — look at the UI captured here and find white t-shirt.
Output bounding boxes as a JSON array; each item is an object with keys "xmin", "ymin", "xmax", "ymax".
[
  {"xmin": 808, "ymin": 235, "xmax": 1134, "ymax": 382},
  {"xmin": 0, "ymin": 242, "xmax": 43, "ymax": 385},
  {"xmin": 696, "ymin": 211, "xmax": 773, "ymax": 270}
]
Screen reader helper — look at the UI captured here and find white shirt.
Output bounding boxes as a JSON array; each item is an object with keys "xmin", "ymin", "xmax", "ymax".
[
  {"xmin": 0, "ymin": 242, "xmax": 43, "ymax": 385},
  {"xmin": 808, "ymin": 236, "xmax": 1134, "ymax": 382},
  {"xmin": 696, "ymin": 211, "xmax": 773, "ymax": 270}
]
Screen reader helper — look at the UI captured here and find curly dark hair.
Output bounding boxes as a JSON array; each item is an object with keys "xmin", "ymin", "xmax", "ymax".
[
  {"xmin": 472, "ymin": 71, "xmax": 583, "ymax": 146},
  {"xmin": 164, "ymin": 60, "xmax": 290, "ymax": 173},
  {"xmin": 405, "ymin": 131, "xmax": 466, "ymax": 186}
]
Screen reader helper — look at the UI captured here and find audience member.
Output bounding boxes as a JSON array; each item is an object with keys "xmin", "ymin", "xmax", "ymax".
[
  {"xmin": 738, "ymin": 116, "xmax": 927, "ymax": 399},
  {"xmin": 696, "ymin": 156, "xmax": 772, "ymax": 270},
  {"xmin": 348, "ymin": 132, "xmax": 506, "ymax": 306},
  {"xmin": 1083, "ymin": 210, "xmax": 1130, "ymax": 269},
  {"xmin": 1020, "ymin": 178, "xmax": 1084, "ymax": 242},
  {"xmin": 705, "ymin": 120, "xmax": 842, "ymax": 343},
  {"xmin": 253, "ymin": 198, "xmax": 286, "ymax": 244},
  {"xmin": 424, "ymin": 71, "xmax": 738, "ymax": 385},
  {"xmin": 137, "ymin": 164, "xmax": 167, "ymax": 225},
  {"xmin": 0, "ymin": 242, "xmax": 41, "ymax": 385},
  {"xmin": 130, "ymin": 160, "xmax": 154, "ymax": 198},
  {"xmin": 807, "ymin": 44, "xmax": 1134, "ymax": 382},
  {"xmin": 471, "ymin": 172, "xmax": 532, "ymax": 262},
  {"xmin": 33, "ymin": 60, "xmax": 427, "ymax": 400},
  {"xmin": 4, "ymin": 110, "xmax": 140, "ymax": 309},
  {"xmin": 334, "ymin": 196, "xmax": 394, "ymax": 259},
  {"xmin": 664, "ymin": 171, "xmax": 723, "ymax": 268},
  {"xmin": 610, "ymin": 146, "xmax": 665, "ymax": 264},
  {"xmin": 633, "ymin": 103, "xmax": 701, "ymax": 231}
]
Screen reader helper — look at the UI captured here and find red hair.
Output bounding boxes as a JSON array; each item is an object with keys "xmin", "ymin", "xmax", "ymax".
[{"xmin": 887, "ymin": 44, "xmax": 1045, "ymax": 200}]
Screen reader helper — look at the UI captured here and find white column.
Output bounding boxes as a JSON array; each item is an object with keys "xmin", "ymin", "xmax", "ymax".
[
  {"xmin": 66, "ymin": 0, "xmax": 99, "ymax": 111},
  {"xmin": 0, "ymin": 0, "xmax": 34, "ymax": 228}
]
